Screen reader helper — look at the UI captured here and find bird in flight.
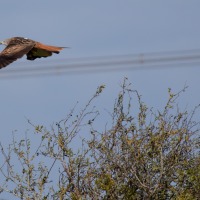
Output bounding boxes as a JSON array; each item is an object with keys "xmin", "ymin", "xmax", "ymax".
[{"xmin": 0, "ymin": 37, "xmax": 66, "ymax": 69}]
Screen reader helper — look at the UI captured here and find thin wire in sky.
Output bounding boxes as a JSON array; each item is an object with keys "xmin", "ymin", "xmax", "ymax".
[{"xmin": 0, "ymin": 49, "xmax": 200, "ymax": 79}]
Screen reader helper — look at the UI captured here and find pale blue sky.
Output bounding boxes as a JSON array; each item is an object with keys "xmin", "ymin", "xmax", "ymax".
[{"xmin": 0, "ymin": 1, "xmax": 200, "ymax": 199}]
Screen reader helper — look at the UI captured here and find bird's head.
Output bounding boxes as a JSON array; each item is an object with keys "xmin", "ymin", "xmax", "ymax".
[
  {"xmin": 0, "ymin": 40, "xmax": 5, "ymax": 45},
  {"xmin": 0, "ymin": 38, "xmax": 12, "ymax": 46}
]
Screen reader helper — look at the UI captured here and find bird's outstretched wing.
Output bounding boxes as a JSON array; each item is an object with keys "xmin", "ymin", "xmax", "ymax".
[{"xmin": 0, "ymin": 43, "xmax": 35, "ymax": 69}]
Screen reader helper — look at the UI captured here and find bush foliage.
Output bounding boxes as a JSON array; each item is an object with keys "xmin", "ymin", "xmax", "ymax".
[{"xmin": 0, "ymin": 78, "xmax": 200, "ymax": 200}]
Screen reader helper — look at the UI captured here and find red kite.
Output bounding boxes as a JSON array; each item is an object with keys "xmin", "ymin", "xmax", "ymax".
[{"xmin": 0, "ymin": 37, "xmax": 66, "ymax": 69}]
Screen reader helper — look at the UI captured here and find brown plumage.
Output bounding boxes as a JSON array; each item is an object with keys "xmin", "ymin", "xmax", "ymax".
[{"xmin": 0, "ymin": 37, "xmax": 66, "ymax": 69}]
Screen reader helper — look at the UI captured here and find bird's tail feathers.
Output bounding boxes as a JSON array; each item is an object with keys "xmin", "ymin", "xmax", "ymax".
[{"xmin": 36, "ymin": 42, "xmax": 68, "ymax": 53}]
